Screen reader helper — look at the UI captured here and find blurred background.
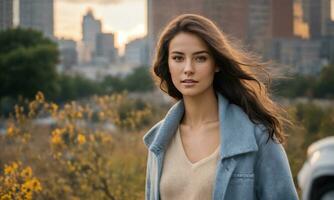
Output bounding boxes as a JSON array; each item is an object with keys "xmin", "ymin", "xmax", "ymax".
[{"xmin": 0, "ymin": 0, "xmax": 333, "ymax": 199}]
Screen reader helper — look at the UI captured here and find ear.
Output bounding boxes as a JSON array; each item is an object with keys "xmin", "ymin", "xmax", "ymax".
[{"xmin": 215, "ymin": 66, "xmax": 220, "ymax": 73}]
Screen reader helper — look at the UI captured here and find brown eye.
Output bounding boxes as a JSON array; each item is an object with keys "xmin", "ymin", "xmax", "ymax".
[
  {"xmin": 196, "ymin": 56, "xmax": 207, "ymax": 62},
  {"xmin": 172, "ymin": 56, "xmax": 184, "ymax": 62}
]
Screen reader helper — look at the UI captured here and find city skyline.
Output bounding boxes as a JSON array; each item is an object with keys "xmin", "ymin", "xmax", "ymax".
[
  {"xmin": 55, "ymin": 0, "xmax": 146, "ymax": 49},
  {"xmin": 54, "ymin": 0, "xmax": 333, "ymax": 49}
]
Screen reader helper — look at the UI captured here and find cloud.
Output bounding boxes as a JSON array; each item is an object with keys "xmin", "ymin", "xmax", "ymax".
[{"xmin": 58, "ymin": 0, "xmax": 123, "ymax": 4}]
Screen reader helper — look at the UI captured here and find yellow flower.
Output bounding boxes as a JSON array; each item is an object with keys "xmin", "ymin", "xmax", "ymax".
[
  {"xmin": 51, "ymin": 134, "xmax": 62, "ymax": 145},
  {"xmin": 24, "ymin": 178, "xmax": 42, "ymax": 192},
  {"xmin": 35, "ymin": 91, "xmax": 45, "ymax": 103},
  {"xmin": 20, "ymin": 167, "xmax": 32, "ymax": 179},
  {"xmin": 30, "ymin": 178, "xmax": 42, "ymax": 191},
  {"xmin": 24, "ymin": 191, "xmax": 32, "ymax": 200},
  {"xmin": 51, "ymin": 128, "xmax": 61, "ymax": 136},
  {"xmin": 6, "ymin": 126, "xmax": 15, "ymax": 136},
  {"xmin": 50, "ymin": 103, "xmax": 58, "ymax": 113},
  {"xmin": 51, "ymin": 128, "xmax": 63, "ymax": 145},
  {"xmin": 4, "ymin": 165, "xmax": 14, "ymax": 175},
  {"xmin": 76, "ymin": 111, "xmax": 83, "ymax": 118},
  {"xmin": 77, "ymin": 134, "xmax": 86, "ymax": 145},
  {"xmin": 1, "ymin": 194, "xmax": 11, "ymax": 200},
  {"xmin": 4, "ymin": 162, "xmax": 19, "ymax": 175}
]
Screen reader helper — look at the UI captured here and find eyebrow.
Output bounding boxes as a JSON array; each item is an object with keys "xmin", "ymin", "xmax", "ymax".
[{"xmin": 170, "ymin": 50, "xmax": 210, "ymax": 55}]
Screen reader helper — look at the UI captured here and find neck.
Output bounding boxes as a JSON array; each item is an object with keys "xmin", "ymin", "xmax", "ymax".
[{"xmin": 181, "ymin": 87, "xmax": 219, "ymax": 128}]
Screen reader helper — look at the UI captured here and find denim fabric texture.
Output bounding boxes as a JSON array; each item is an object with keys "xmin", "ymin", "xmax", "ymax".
[{"xmin": 143, "ymin": 93, "xmax": 299, "ymax": 200}]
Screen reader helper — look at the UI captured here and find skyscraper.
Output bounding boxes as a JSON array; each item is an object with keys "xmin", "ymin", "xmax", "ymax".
[
  {"xmin": 303, "ymin": 0, "xmax": 332, "ymax": 38},
  {"xmin": 272, "ymin": 0, "xmax": 294, "ymax": 38},
  {"xmin": 19, "ymin": 0, "xmax": 54, "ymax": 38},
  {"xmin": 147, "ymin": 0, "xmax": 250, "ymax": 62},
  {"xmin": 147, "ymin": 0, "xmax": 294, "ymax": 59},
  {"xmin": 205, "ymin": 0, "xmax": 249, "ymax": 41},
  {"xmin": 248, "ymin": 0, "xmax": 294, "ymax": 53},
  {"xmin": 96, "ymin": 33, "xmax": 117, "ymax": 63},
  {"xmin": 147, "ymin": 0, "xmax": 205, "ymax": 63},
  {"xmin": 247, "ymin": 0, "xmax": 271, "ymax": 52},
  {"xmin": 0, "ymin": 0, "xmax": 13, "ymax": 30},
  {"xmin": 82, "ymin": 9, "xmax": 102, "ymax": 55}
]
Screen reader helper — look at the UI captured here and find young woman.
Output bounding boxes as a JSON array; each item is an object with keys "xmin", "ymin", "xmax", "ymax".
[{"xmin": 143, "ymin": 14, "xmax": 299, "ymax": 200}]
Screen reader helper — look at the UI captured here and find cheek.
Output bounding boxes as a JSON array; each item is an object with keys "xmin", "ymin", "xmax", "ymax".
[
  {"xmin": 168, "ymin": 63, "xmax": 180, "ymax": 81},
  {"xmin": 199, "ymin": 64, "xmax": 216, "ymax": 79}
]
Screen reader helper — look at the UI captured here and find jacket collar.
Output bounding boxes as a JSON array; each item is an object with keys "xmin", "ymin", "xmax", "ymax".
[{"xmin": 143, "ymin": 92, "xmax": 259, "ymax": 159}]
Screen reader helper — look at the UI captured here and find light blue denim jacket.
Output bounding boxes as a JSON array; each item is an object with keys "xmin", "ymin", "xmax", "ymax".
[{"xmin": 143, "ymin": 93, "xmax": 299, "ymax": 200}]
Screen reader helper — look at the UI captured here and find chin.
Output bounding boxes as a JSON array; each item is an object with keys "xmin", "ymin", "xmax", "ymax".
[{"xmin": 178, "ymin": 87, "xmax": 210, "ymax": 98}]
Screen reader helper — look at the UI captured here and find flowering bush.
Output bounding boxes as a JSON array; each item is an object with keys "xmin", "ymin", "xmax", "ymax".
[
  {"xmin": 0, "ymin": 162, "xmax": 41, "ymax": 200},
  {"xmin": 0, "ymin": 91, "xmax": 165, "ymax": 200}
]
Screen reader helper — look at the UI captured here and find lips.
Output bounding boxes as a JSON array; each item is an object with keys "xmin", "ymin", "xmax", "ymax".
[{"xmin": 181, "ymin": 79, "xmax": 198, "ymax": 83}]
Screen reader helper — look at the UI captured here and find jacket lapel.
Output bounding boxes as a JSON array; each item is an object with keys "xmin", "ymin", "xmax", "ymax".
[{"xmin": 143, "ymin": 100, "xmax": 184, "ymax": 155}]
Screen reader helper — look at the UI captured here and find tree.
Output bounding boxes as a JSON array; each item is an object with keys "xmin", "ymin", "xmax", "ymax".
[
  {"xmin": 314, "ymin": 65, "xmax": 334, "ymax": 98},
  {"xmin": 0, "ymin": 28, "xmax": 59, "ymax": 100},
  {"xmin": 101, "ymin": 66, "xmax": 154, "ymax": 93},
  {"xmin": 123, "ymin": 66, "xmax": 154, "ymax": 92},
  {"xmin": 56, "ymin": 74, "xmax": 102, "ymax": 102}
]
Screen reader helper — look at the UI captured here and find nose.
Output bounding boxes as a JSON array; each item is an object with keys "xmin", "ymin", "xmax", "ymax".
[{"xmin": 184, "ymin": 59, "xmax": 194, "ymax": 75}]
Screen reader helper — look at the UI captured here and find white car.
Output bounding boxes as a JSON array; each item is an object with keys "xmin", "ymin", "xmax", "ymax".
[{"xmin": 298, "ymin": 136, "xmax": 334, "ymax": 200}]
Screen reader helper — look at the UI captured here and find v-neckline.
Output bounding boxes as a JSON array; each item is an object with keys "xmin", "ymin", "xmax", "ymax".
[{"xmin": 177, "ymin": 127, "xmax": 220, "ymax": 168}]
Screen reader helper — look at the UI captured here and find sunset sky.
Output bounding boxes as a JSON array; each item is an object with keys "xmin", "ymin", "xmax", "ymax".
[
  {"xmin": 55, "ymin": 0, "xmax": 334, "ymax": 49},
  {"xmin": 54, "ymin": 0, "xmax": 146, "ymax": 48}
]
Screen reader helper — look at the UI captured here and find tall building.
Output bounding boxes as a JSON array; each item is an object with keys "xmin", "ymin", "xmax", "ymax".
[
  {"xmin": 0, "ymin": 0, "xmax": 14, "ymax": 30},
  {"xmin": 247, "ymin": 0, "xmax": 271, "ymax": 52},
  {"xmin": 147, "ymin": 0, "xmax": 249, "ymax": 63},
  {"xmin": 147, "ymin": 0, "xmax": 294, "ymax": 60},
  {"xmin": 19, "ymin": 0, "xmax": 54, "ymax": 38},
  {"xmin": 270, "ymin": 38, "xmax": 323, "ymax": 75},
  {"xmin": 205, "ymin": 0, "xmax": 249, "ymax": 41},
  {"xmin": 303, "ymin": 0, "xmax": 332, "ymax": 38},
  {"xmin": 95, "ymin": 33, "xmax": 117, "ymax": 63},
  {"xmin": 272, "ymin": 0, "xmax": 294, "ymax": 38},
  {"xmin": 57, "ymin": 38, "xmax": 78, "ymax": 70},
  {"xmin": 246, "ymin": 0, "xmax": 294, "ymax": 53},
  {"xmin": 147, "ymin": 0, "xmax": 205, "ymax": 63},
  {"xmin": 82, "ymin": 9, "xmax": 102, "ymax": 56},
  {"xmin": 124, "ymin": 37, "xmax": 148, "ymax": 67}
]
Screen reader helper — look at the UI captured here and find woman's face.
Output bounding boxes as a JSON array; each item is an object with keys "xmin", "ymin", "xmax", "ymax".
[{"xmin": 168, "ymin": 32, "xmax": 218, "ymax": 98}]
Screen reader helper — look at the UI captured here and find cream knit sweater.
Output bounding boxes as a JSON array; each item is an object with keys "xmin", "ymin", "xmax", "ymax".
[{"xmin": 160, "ymin": 126, "xmax": 221, "ymax": 200}]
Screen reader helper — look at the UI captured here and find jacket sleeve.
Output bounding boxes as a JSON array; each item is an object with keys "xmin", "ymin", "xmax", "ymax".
[
  {"xmin": 254, "ymin": 127, "xmax": 299, "ymax": 200},
  {"xmin": 145, "ymin": 150, "xmax": 152, "ymax": 200}
]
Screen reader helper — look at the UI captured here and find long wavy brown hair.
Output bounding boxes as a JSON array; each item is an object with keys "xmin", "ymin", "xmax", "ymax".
[{"xmin": 152, "ymin": 14, "xmax": 290, "ymax": 143}]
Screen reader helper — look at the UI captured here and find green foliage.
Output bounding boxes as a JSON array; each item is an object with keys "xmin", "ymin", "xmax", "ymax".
[
  {"xmin": 0, "ymin": 28, "xmax": 59, "ymax": 99},
  {"xmin": 123, "ymin": 66, "xmax": 154, "ymax": 92},
  {"xmin": 274, "ymin": 65, "xmax": 334, "ymax": 99},
  {"xmin": 273, "ymin": 76, "xmax": 315, "ymax": 98},
  {"xmin": 0, "ymin": 28, "xmax": 154, "ymax": 106},
  {"xmin": 295, "ymin": 103, "xmax": 325, "ymax": 134},
  {"xmin": 101, "ymin": 66, "xmax": 154, "ymax": 93},
  {"xmin": 55, "ymin": 66, "xmax": 154, "ymax": 103},
  {"xmin": 56, "ymin": 74, "xmax": 103, "ymax": 102},
  {"xmin": 314, "ymin": 65, "xmax": 334, "ymax": 98},
  {"xmin": 101, "ymin": 75, "xmax": 124, "ymax": 93},
  {"xmin": 285, "ymin": 102, "xmax": 334, "ymax": 194}
]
